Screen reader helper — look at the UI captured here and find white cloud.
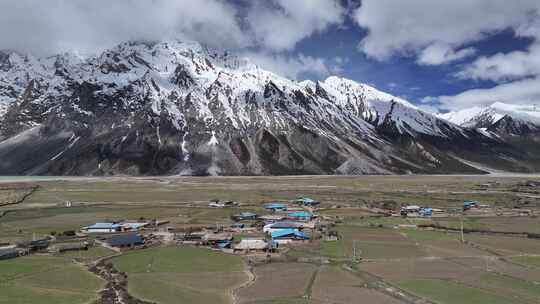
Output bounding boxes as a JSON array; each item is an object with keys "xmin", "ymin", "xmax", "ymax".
[
  {"xmin": 437, "ymin": 77, "xmax": 540, "ymax": 110},
  {"xmin": 244, "ymin": 52, "xmax": 331, "ymax": 80},
  {"xmin": 0, "ymin": 0, "xmax": 250, "ymax": 56},
  {"xmin": 353, "ymin": 1, "xmax": 540, "ymax": 111},
  {"xmin": 0, "ymin": 0, "xmax": 348, "ymax": 82},
  {"xmin": 0, "ymin": 0, "xmax": 345, "ymax": 57},
  {"xmin": 417, "ymin": 43, "xmax": 476, "ymax": 65},
  {"xmin": 457, "ymin": 43, "xmax": 540, "ymax": 82},
  {"xmin": 353, "ymin": 0, "xmax": 539, "ymax": 63},
  {"xmin": 247, "ymin": 0, "xmax": 345, "ymax": 51}
]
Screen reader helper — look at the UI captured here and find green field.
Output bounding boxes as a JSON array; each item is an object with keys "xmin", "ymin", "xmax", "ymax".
[
  {"xmin": 0, "ymin": 256, "xmax": 104, "ymax": 304},
  {"xmin": 511, "ymin": 256, "xmax": 540, "ymax": 268},
  {"xmin": 112, "ymin": 246, "xmax": 246, "ymax": 304},
  {"xmin": 2, "ymin": 175, "xmax": 540, "ymax": 304},
  {"xmin": 399, "ymin": 279, "xmax": 513, "ymax": 304}
]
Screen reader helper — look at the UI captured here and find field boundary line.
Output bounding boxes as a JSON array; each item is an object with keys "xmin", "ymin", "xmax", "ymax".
[{"xmin": 231, "ymin": 258, "xmax": 257, "ymax": 304}]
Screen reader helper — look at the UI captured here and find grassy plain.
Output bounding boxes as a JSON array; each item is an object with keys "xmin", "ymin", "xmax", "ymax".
[
  {"xmin": 1, "ymin": 175, "xmax": 540, "ymax": 303},
  {"xmin": 399, "ymin": 279, "xmax": 513, "ymax": 304},
  {"xmin": 112, "ymin": 246, "xmax": 246, "ymax": 304},
  {"xmin": 0, "ymin": 255, "xmax": 104, "ymax": 304}
]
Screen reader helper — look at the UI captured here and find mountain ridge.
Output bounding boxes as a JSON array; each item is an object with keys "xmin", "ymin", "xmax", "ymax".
[{"xmin": 1, "ymin": 39, "xmax": 539, "ymax": 176}]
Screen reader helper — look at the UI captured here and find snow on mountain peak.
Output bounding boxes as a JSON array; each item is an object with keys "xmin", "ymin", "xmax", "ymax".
[
  {"xmin": 0, "ymin": 38, "xmax": 468, "ymax": 139},
  {"xmin": 439, "ymin": 102, "xmax": 540, "ymax": 127}
]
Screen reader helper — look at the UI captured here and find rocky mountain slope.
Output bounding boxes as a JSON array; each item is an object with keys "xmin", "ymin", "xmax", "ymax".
[
  {"xmin": 1, "ymin": 40, "xmax": 539, "ymax": 176},
  {"xmin": 439, "ymin": 102, "xmax": 540, "ymax": 136}
]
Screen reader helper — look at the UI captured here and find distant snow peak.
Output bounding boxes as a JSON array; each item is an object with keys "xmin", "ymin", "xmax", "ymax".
[{"xmin": 440, "ymin": 102, "xmax": 540, "ymax": 127}]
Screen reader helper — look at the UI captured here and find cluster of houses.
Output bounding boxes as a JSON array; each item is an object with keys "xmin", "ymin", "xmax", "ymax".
[
  {"xmin": 177, "ymin": 197, "xmax": 322, "ymax": 254},
  {"xmin": 399, "ymin": 204, "xmax": 436, "ymax": 217},
  {"xmin": 231, "ymin": 197, "xmax": 320, "ymax": 253},
  {"xmin": 397, "ymin": 200, "xmax": 491, "ymax": 218},
  {"xmin": 81, "ymin": 221, "xmax": 155, "ymax": 233},
  {"xmin": 0, "ymin": 196, "xmax": 325, "ymax": 260},
  {"xmin": 0, "ymin": 236, "xmax": 86, "ymax": 260}
]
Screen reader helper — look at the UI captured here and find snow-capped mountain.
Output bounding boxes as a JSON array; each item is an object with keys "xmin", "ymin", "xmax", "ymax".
[
  {"xmin": 1, "ymin": 40, "xmax": 539, "ymax": 175},
  {"xmin": 439, "ymin": 102, "xmax": 540, "ymax": 135}
]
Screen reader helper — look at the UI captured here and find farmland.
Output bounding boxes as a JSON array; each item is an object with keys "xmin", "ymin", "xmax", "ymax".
[
  {"xmin": 0, "ymin": 255, "xmax": 104, "ymax": 304},
  {"xmin": 1, "ymin": 174, "xmax": 540, "ymax": 303},
  {"xmin": 112, "ymin": 247, "xmax": 246, "ymax": 304}
]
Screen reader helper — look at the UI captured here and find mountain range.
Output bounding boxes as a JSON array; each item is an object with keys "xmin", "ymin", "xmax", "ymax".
[{"xmin": 1, "ymin": 40, "xmax": 539, "ymax": 176}]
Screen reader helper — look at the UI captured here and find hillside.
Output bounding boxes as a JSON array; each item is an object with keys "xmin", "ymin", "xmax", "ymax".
[{"xmin": 1, "ymin": 40, "xmax": 540, "ymax": 175}]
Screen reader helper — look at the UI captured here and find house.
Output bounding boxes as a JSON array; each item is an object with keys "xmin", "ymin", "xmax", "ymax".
[
  {"xmin": 48, "ymin": 242, "xmax": 88, "ymax": 254},
  {"xmin": 209, "ymin": 201, "xmax": 225, "ymax": 208},
  {"xmin": 0, "ymin": 246, "xmax": 18, "ymax": 260},
  {"xmin": 271, "ymin": 229, "xmax": 309, "ymax": 244},
  {"xmin": 233, "ymin": 238, "xmax": 274, "ymax": 253},
  {"xmin": 122, "ymin": 222, "xmax": 149, "ymax": 231},
  {"xmin": 177, "ymin": 231, "xmax": 207, "ymax": 244},
  {"xmin": 419, "ymin": 208, "xmax": 433, "ymax": 216},
  {"xmin": 17, "ymin": 238, "xmax": 50, "ymax": 252},
  {"xmin": 82, "ymin": 223, "xmax": 122, "ymax": 233},
  {"xmin": 204, "ymin": 233, "xmax": 233, "ymax": 249},
  {"xmin": 296, "ymin": 197, "xmax": 320, "ymax": 207},
  {"xmin": 463, "ymin": 200, "xmax": 479, "ymax": 210},
  {"xmin": 287, "ymin": 211, "xmax": 313, "ymax": 221},
  {"xmin": 404, "ymin": 205, "xmax": 421, "ymax": 212},
  {"xmin": 105, "ymin": 233, "xmax": 144, "ymax": 248},
  {"xmin": 232, "ymin": 212, "xmax": 257, "ymax": 221},
  {"xmin": 209, "ymin": 200, "xmax": 238, "ymax": 208},
  {"xmin": 264, "ymin": 202, "xmax": 288, "ymax": 212},
  {"xmin": 263, "ymin": 221, "xmax": 305, "ymax": 233}
]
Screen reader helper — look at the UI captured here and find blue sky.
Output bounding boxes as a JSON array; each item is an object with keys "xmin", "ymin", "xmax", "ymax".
[
  {"xmin": 294, "ymin": 21, "xmax": 534, "ymax": 108},
  {"xmin": 0, "ymin": 0, "xmax": 539, "ymax": 113}
]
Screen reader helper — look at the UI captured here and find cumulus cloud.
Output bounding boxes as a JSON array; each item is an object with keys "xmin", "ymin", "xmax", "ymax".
[
  {"xmin": 246, "ymin": 0, "xmax": 345, "ymax": 51},
  {"xmin": 457, "ymin": 43, "xmax": 540, "ymax": 82},
  {"xmin": 437, "ymin": 77, "xmax": 540, "ymax": 110},
  {"xmin": 417, "ymin": 44, "xmax": 476, "ymax": 65},
  {"xmin": 415, "ymin": 5, "xmax": 540, "ymax": 111},
  {"xmin": 353, "ymin": 0, "xmax": 538, "ymax": 62},
  {"xmin": 0, "ymin": 0, "xmax": 250, "ymax": 56},
  {"xmin": 352, "ymin": 1, "xmax": 540, "ymax": 111},
  {"xmin": 244, "ymin": 52, "xmax": 332, "ymax": 80},
  {"xmin": 0, "ymin": 0, "xmax": 348, "ymax": 81}
]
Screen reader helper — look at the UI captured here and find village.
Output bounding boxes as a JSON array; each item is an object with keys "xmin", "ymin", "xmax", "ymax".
[
  {"xmin": 2, "ymin": 193, "xmax": 536, "ymax": 262},
  {"xmin": 1, "ymin": 176, "xmax": 540, "ymax": 304}
]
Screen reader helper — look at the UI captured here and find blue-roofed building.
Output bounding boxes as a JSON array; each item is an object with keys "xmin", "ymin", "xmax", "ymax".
[
  {"xmin": 296, "ymin": 197, "xmax": 320, "ymax": 206},
  {"xmin": 263, "ymin": 221, "xmax": 305, "ymax": 233},
  {"xmin": 105, "ymin": 233, "xmax": 144, "ymax": 247},
  {"xmin": 271, "ymin": 229, "xmax": 310, "ymax": 243},
  {"xmin": 264, "ymin": 202, "xmax": 288, "ymax": 211},
  {"xmin": 287, "ymin": 211, "xmax": 313, "ymax": 221},
  {"xmin": 82, "ymin": 223, "xmax": 122, "ymax": 233},
  {"xmin": 463, "ymin": 200, "xmax": 479, "ymax": 210},
  {"xmin": 419, "ymin": 207, "xmax": 433, "ymax": 216}
]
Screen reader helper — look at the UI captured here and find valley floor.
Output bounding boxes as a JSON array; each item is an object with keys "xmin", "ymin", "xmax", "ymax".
[{"xmin": 1, "ymin": 175, "xmax": 540, "ymax": 304}]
